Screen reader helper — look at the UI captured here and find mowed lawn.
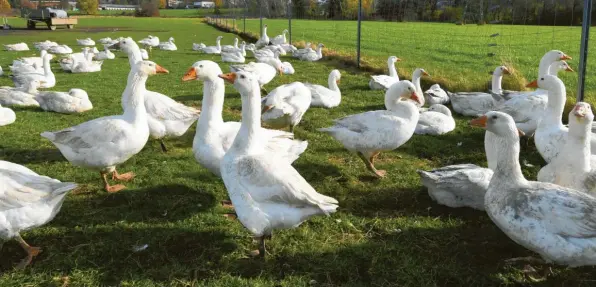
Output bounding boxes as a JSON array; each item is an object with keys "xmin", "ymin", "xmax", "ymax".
[
  {"xmin": 233, "ymin": 19, "xmax": 596, "ymax": 103},
  {"xmin": 0, "ymin": 17, "xmax": 594, "ymax": 286}
]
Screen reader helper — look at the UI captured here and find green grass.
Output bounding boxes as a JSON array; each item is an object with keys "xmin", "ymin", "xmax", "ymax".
[
  {"xmin": 0, "ymin": 17, "xmax": 595, "ymax": 286},
  {"xmin": 68, "ymin": 8, "xmax": 240, "ymax": 18},
  {"xmin": 224, "ymin": 18, "xmax": 596, "ymax": 104}
]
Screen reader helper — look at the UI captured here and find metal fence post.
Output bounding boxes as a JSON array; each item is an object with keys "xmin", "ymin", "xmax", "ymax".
[
  {"xmin": 259, "ymin": 0, "xmax": 263, "ymax": 33},
  {"xmin": 288, "ymin": 0, "xmax": 292, "ymax": 44},
  {"xmin": 244, "ymin": 1, "xmax": 247, "ymax": 33},
  {"xmin": 577, "ymin": 0, "xmax": 592, "ymax": 102},
  {"xmin": 356, "ymin": 0, "xmax": 362, "ymax": 67}
]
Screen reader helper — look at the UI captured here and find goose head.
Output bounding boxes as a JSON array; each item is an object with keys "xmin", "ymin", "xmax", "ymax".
[
  {"xmin": 428, "ymin": 104, "xmax": 452, "ymax": 117},
  {"xmin": 216, "ymin": 36, "xmax": 223, "ymax": 41},
  {"xmin": 40, "ymin": 49, "xmax": 47, "ymax": 58},
  {"xmin": 233, "ymin": 38, "xmax": 239, "ymax": 45},
  {"xmin": 549, "ymin": 60, "xmax": 574, "ymax": 75},
  {"xmin": 493, "ymin": 65, "xmax": 510, "ymax": 76},
  {"xmin": 219, "ymin": 71, "xmax": 259, "ymax": 96},
  {"xmin": 182, "ymin": 60, "xmax": 223, "ymax": 82},
  {"xmin": 134, "ymin": 60, "xmax": 169, "ymax": 76},
  {"xmin": 570, "ymin": 102, "xmax": 594, "ymax": 130},
  {"xmin": 414, "ymin": 68, "xmax": 430, "ymax": 78},
  {"xmin": 69, "ymin": 88, "xmax": 89, "ymax": 99},
  {"xmin": 526, "ymin": 74, "xmax": 563, "ymax": 91},
  {"xmin": 388, "ymin": 56, "xmax": 400, "ymax": 64},
  {"xmin": 386, "ymin": 80, "xmax": 420, "ymax": 108},
  {"xmin": 108, "ymin": 37, "xmax": 138, "ymax": 52},
  {"xmin": 470, "ymin": 111, "xmax": 523, "ymax": 138},
  {"xmin": 329, "ymin": 69, "xmax": 341, "ymax": 84},
  {"xmin": 317, "ymin": 43, "xmax": 325, "ymax": 49},
  {"xmin": 543, "ymin": 50, "xmax": 572, "ymax": 63}
]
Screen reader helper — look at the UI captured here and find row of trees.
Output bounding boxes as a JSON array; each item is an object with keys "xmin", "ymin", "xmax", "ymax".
[{"xmin": 230, "ymin": 0, "xmax": 589, "ymax": 26}]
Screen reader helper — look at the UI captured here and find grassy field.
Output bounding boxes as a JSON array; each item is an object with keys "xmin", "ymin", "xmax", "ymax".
[
  {"xmin": 220, "ymin": 18, "xmax": 596, "ymax": 104},
  {"xmin": 1, "ymin": 17, "xmax": 595, "ymax": 286}
]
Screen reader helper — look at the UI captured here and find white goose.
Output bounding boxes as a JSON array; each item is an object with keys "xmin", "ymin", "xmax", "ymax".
[
  {"xmin": 98, "ymin": 37, "xmax": 114, "ymax": 44},
  {"xmin": 0, "ymin": 160, "xmax": 77, "ymax": 268},
  {"xmin": 221, "ymin": 46, "xmax": 246, "ymax": 63},
  {"xmin": 0, "ymin": 104, "xmax": 16, "ymax": 126},
  {"xmin": 411, "ymin": 68, "xmax": 429, "ymax": 108},
  {"xmin": 537, "ymin": 102, "xmax": 596, "ymax": 193},
  {"xmin": 70, "ymin": 55, "xmax": 103, "ymax": 73},
  {"xmin": 48, "ymin": 45, "xmax": 72, "ymax": 55},
  {"xmin": 95, "ymin": 47, "xmax": 115, "ymax": 60},
  {"xmin": 261, "ymin": 45, "xmax": 286, "ymax": 56},
  {"xmin": 41, "ymin": 61, "xmax": 168, "ymax": 193},
  {"xmin": 11, "ymin": 54, "xmax": 55, "ymax": 89},
  {"xmin": 76, "ymin": 38, "xmax": 95, "ymax": 46},
  {"xmin": 414, "ymin": 104, "xmax": 455, "ymax": 135},
  {"xmin": 493, "ymin": 51, "xmax": 574, "ymax": 135},
  {"xmin": 219, "ymin": 71, "xmax": 338, "ymax": 257},
  {"xmin": 472, "ymin": 111, "xmax": 596, "ymax": 267},
  {"xmin": 158, "ymin": 37, "xmax": 177, "ymax": 51},
  {"xmin": 181, "ymin": 60, "xmax": 307, "ymax": 177},
  {"xmin": 448, "ymin": 66, "xmax": 510, "ymax": 117},
  {"xmin": 271, "ymin": 29, "xmax": 288, "ymax": 45},
  {"xmin": 369, "ymin": 56, "xmax": 400, "ymax": 90},
  {"xmin": 192, "ymin": 43, "xmax": 206, "ymax": 51},
  {"xmin": 281, "ymin": 62, "xmax": 295, "ymax": 75},
  {"xmin": 35, "ymin": 89, "xmax": 92, "ymax": 114},
  {"xmin": 423, "ymin": 84, "xmax": 449, "ymax": 105},
  {"xmin": 230, "ymin": 62, "xmax": 280, "ymax": 93},
  {"xmin": 200, "ymin": 36, "xmax": 223, "ymax": 54},
  {"xmin": 138, "ymin": 35, "xmax": 160, "ymax": 47},
  {"xmin": 0, "ymin": 80, "xmax": 40, "ymax": 107},
  {"xmin": 13, "ymin": 50, "xmax": 49, "ymax": 67},
  {"xmin": 110, "ymin": 38, "xmax": 201, "ymax": 152},
  {"xmin": 10, "ymin": 62, "xmax": 42, "ymax": 75},
  {"xmin": 261, "ymin": 82, "xmax": 312, "ymax": 132},
  {"xmin": 4, "ymin": 43, "xmax": 29, "ymax": 51},
  {"xmin": 34, "ymin": 40, "xmax": 58, "ymax": 51},
  {"xmin": 255, "ymin": 24, "xmax": 270, "ymax": 48},
  {"xmin": 292, "ymin": 42, "xmax": 312, "ymax": 58},
  {"xmin": 319, "ymin": 81, "xmax": 420, "ymax": 178},
  {"xmin": 307, "ymin": 69, "xmax": 341, "ymax": 108},
  {"xmin": 298, "ymin": 43, "xmax": 324, "ymax": 62},
  {"xmin": 221, "ymin": 38, "xmax": 239, "ymax": 52},
  {"xmin": 532, "ymin": 75, "xmax": 596, "ymax": 163},
  {"xmin": 418, "ymin": 164, "xmax": 492, "ymax": 210}
]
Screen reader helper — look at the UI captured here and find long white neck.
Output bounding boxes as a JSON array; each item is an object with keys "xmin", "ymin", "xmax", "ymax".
[
  {"xmin": 216, "ymin": 39, "xmax": 221, "ymax": 50},
  {"xmin": 262, "ymin": 26, "xmax": 268, "ymax": 38},
  {"xmin": 413, "ymin": 71, "xmax": 422, "ymax": 94},
  {"xmin": 234, "ymin": 39, "xmax": 238, "ymax": 48},
  {"xmin": 231, "ymin": 82, "xmax": 262, "ymax": 153},
  {"xmin": 198, "ymin": 76, "xmax": 225, "ymax": 129},
  {"xmin": 388, "ymin": 61, "xmax": 398, "ymax": 78},
  {"xmin": 387, "ymin": 99, "xmax": 418, "ymax": 119},
  {"xmin": 490, "ymin": 132, "xmax": 527, "ymax": 186},
  {"xmin": 540, "ymin": 80, "xmax": 566, "ymax": 128},
  {"xmin": 317, "ymin": 46, "xmax": 323, "ymax": 57},
  {"xmin": 328, "ymin": 76, "xmax": 339, "ymax": 92},
  {"xmin": 544, "ymin": 61, "xmax": 558, "ymax": 76},
  {"xmin": 126, "ymin": 46, "xmax": 143, "ymax": 67},
  {"xmin": 43, "ymin": 57, "xmax": 51, "ymax": 75},
  {"xmin": 122, "ymin": 69, "xmax": 148, "ymax": 124},
  {"xmin": 491, "ymin": 72, "xmax": 502, "ymax": 93},
  {"xmin": 282, "ymin": 31, "xmax": 287, "ymax": 43}
]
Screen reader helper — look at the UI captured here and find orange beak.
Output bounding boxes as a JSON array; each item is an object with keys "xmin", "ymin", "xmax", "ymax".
[
  {"xmin": 396, "ymin": 58, "xmax": 402, "ymax": 62},
  {"xmin": 155, "ymin": 64, "xmax": 169, "ymax": 74},
  {"xmin": 502, "ymin": 68, "xmax": 511, "ymax": 75},
  {"xmin": 181, "ymin": 67, "xmax": 197, "ymax": 81},
  {"xmin": 218, "ymin": 72, "xmax": 237, "ymax": 84},
  {"xmin": 565, "ymin": 66, "xmax": 574, "ymax": 72},
  {"xmin": 561, "ymin": 54, "xmax": 572, "ymax": 60},
  {"xmin": 470, "ymin": 115, "xmax": 488, "ymax": 128},
  {"xmin": 279, "ymin": 67, "xmax": 283, "ymax": 76},
  {"xmin": 526, "ymin": 80, "xmax": 538, "ymax": 88},
  {"xmin": 422, "ymin": 71, "xmax": 430, "ymax": 77},
  {"xmin": 336, "ymin": 79, "xmax": 340, "ymax": 84},
  {"xmin": 411, "ymin": 92, "xmax": 421, "ymax": 105},
  {"xmin": 262, "ymin": 105, "xmax": 273, "ymax": 113}
]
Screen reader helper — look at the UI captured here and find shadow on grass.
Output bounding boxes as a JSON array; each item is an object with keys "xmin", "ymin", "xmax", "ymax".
[
  {"xmin": 52, "ymin": 184, "xmax": 216, "ymax": 227},
  {"xmin": 0, "ymin": 147, "xmax": 66, "ymax": 164}
]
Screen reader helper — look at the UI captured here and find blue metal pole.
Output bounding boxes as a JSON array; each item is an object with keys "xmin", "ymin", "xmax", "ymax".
[
  {"xmin": 356, "ymin": 0, "xmax": 362, "ymax": 67},
  {"xmin": 577, "ymin": 0, "xmax": 592, "ymax": 102}
]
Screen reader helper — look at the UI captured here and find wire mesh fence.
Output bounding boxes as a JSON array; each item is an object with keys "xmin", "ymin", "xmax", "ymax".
[{"xmin": 207, "ymin": 0, "xmax": 594, "ymax": 102}]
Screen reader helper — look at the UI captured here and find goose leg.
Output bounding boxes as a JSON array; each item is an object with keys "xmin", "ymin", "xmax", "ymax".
[
  {"xmin": 159, "ymin": 140, "xmax": 168, "ymax": 152},
  {"xmin": 289, "ymin": 125, "xmax": 295, "ymax": 133},
  {"xmin": 357, "ymin": 152, "xmax": 386, "ymax": 178},
  {"xmin": 15, "ymin": 234, "xmax": 41, "ymax": 269},
  {"xmin": 112, "ymin": 169, "xmax": 135, "ymax": 182},
  {"xmin": 221, "ymin": 200, "xmax": 234, "ymax": 208},
  {"xmin": 102, "ymin": 172, "xmax": 126, "ymax": 193},
  {"xmin": 370, "ymin": 151, "xmax": 380, "ymax": 165}
]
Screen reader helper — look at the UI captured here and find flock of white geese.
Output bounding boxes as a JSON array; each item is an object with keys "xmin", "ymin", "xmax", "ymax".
[{"xmin": 1, "ymin": 26, "xmax": 596, "ymax": 270}]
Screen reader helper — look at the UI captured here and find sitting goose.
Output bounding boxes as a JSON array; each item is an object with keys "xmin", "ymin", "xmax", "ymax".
[
  {"xmin": 11, "ymin": 54, "xmax": 55, "ymax": 89},
  {"xmin": 95, "ymin": 47, "xmax": 115, "ymax": 60},
  {"xmin": 200, "ymin": 36, "xmax": 223, "ymax": 54},
  {"xmin": 138, "ymin": 35, "xmax": 160, "ymax": 47},
  {"xmin": 0, "ymin": 160, "xmax": 77, "ymax": 268},
  {"xmin": 0, "ymin": 80, "xmax": 41, "ymax": 107},
  {"xmin": 423, "ymin": 84, "xmax": 449, "ymax": 105},
  {"xmin": 369, "ymin": 56, "xmax": 400, "ymax": 90},
  {"xmin": 448, "ymin": 66, "xmax": 510, "ymax": 117},
  {"xmin": 298, "ymin": 43, "xmax": 324, "ymax": 62},
  {"xmin": 158, "ymin": 37, "xmax": 177, "ymax": 51},
  {"xmin": 221, "ymin": 38, "xmax": 239, "ymax": 52},
  {"xmin": 76, "ymin": 38, "xmax": 95, "ymax": 46},
  {"xmin": 0, "ymin": 104, "xmax": 16, "ymax": 126},
  {"xmin": 306, "ymin": 69, "xmax": 341, "ymax": 108},
  {"xmin": 4, "ymin": 43, "xmax": 29, "ymax": 51},
  {"xmin": 414, "ymin": 104, "xmax": 456, "ymax": 135},
  {"xmin": 35, "ymin": 89, "xmax": 92, "ymax": 114},
  {"xmin": 271, "ymin": 29, "xmax": 288, "ymax": 45},
  {"xmin": 261, "ymin": 82, "xmax": 312, "ymax": 132}
]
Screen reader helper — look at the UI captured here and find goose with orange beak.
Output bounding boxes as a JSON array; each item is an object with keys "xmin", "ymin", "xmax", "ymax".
[
  {"xmin": 230, "ymin": 62, "xmax": 279, "ymax": 95},
  {"xmin": 218, "ymin": 70, "xmax": 337, "ymax": 258},
  {"xmin": 319, "ymin": 80, "xmax": 420, "ymax": 178},
  {"xmin": 472, "ymin": 110, "xmax": 596, "ymax": 267},
  {"xmin": 181, "ymin": 61, "xmax": 307, "ymax": 178},
  {"xmin": 41, "ymin": 61, "xmax": 168, "ymax": 193},
  {"xmin": 537, "ymin": 102, "xmax": 596, "ymax": 193}
]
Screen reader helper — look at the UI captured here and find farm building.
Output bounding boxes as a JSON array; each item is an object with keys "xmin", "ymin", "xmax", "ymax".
[
  {"xmin": 193, "ymin": 1, "xmax": 215, "ymax": 8},
  {"xmin": 98, "ymin": 4, "xmax": 138, "ymax": 11}
]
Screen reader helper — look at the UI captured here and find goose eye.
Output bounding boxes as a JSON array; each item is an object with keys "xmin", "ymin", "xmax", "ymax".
[
  {"xmin": 492, "ymin": 115, "xmax": 498, "ymax": 120},
  {"xmin": 540, "ymin": 77, "xmax": 544, "ymax": 81},
  {"xmin": 240, "ymin": 75, "xmax": 246, "ymax": 79},
  {"xmin": 199, "ymin": 65, "xmax": 203, "ymax": 68}
]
